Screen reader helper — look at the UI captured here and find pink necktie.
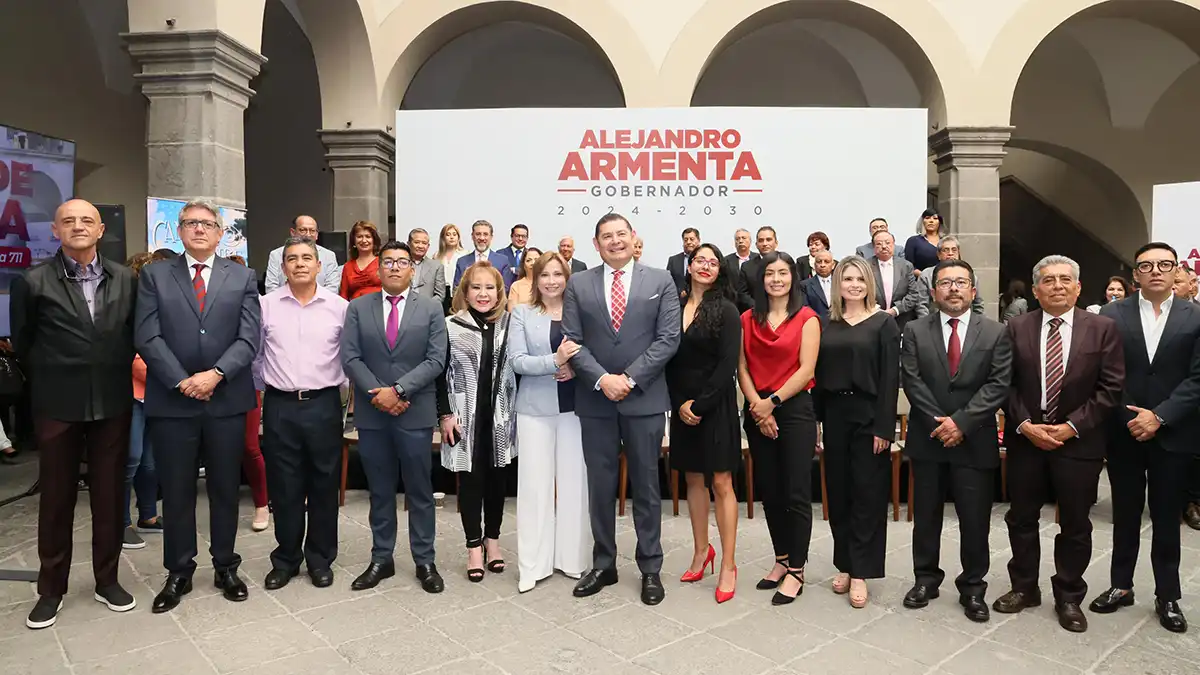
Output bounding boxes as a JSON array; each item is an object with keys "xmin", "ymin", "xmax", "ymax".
[
  {"xmin": 611, "ymin": 270, "xmax": 626, "ymax": 331},
  {"xmin": 386, "ymin": 295, "xmax": 403, "ymax": 348}
]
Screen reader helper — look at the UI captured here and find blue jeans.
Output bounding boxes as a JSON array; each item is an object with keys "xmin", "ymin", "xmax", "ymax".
[{"xmin": 124, "ymin": 401, "xmax": 159, "ymax": 527}]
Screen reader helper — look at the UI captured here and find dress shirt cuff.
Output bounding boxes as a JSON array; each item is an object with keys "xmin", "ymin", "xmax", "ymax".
[
  {"xmin": 1066, "ymin": 421, "xmax": 1079, "ymax": 437},
  {"xmin": 594, "ymin": 376, "xmax": 603, "ymax": 391},
  {"xmin": 1017, "ymin": 419, "xmax": 1031, "ymax": 435},
  {"xmin": 625, "ymin": 375, "xmax": 637, "ymax": 388}
]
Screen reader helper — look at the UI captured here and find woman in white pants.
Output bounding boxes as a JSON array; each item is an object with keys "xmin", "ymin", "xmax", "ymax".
[{"xmin": 510, "ymin": 252, "xmax": 591, "ymax": 593}]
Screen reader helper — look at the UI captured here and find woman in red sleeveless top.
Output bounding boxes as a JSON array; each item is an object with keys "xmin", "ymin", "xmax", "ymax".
[{"xmin": 739, "ymin": 251, "xmax": 821, "ymax": 606}]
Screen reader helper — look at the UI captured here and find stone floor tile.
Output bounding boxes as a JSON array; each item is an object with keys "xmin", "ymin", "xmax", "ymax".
[
  {"xmin": 195, "ymin": 615, "xmax": 324, "ymax": 673},
  {"xmin": 645, "ymin": 577, "xmax": 755, "ymax": 631},
  {"xmin": 296, "ymin": 592, "xmax": 420, "ymax": 646},
  {"xmin": 486, "ymin": 627, "xmax": 627, "ymax": 675},
  {"xmin": 58, "ymin": 608, "xmax": 186, "ymax": 663},
  {"xmin": 510, "ymin": 573, "xmax": 629, "ymax": 625},
  {"xmin": 784, "ymin": 638, "xmax": 926, "ymax": 675},
  {"xmin": 418, "ymin": 656, "xmax": 508, "ymax": 675},
  {"xmin": 338, "ymin": 622, "xmax": 465, "ymax": 675},
  {"xmin": 940, "ymin": 639, "xmax": 1082, "ymax": 675},
  {"xmin": 0, "ymin": 629, "xmax": 71, "ymax": 675},
  {"xmin": 849, "ymin": 611, "xmax": 976, "ymax": 666},
  {"xmin": 985, "ymin": 605, "xmax": 1146, "ymax": 666},
  {"xmin": 1115, "ymin": 614, "xmax": 1200, "ymax": 666},
  {"xmin": 227, "ymin": 647, "xmax": 359, "ymax": 675},
  {"xmin": 427, "ymin": 598, "xmax": 554, "ymax": 653},
  {"xmin": 1093, "ymin": 642, "xmax": 1200, "ymax": 675},
  {"xmin": 568, "ymin": 603, "xmax": 692, "ymax": 660},
  {"xmin": 173, "ymin": 587, "xmax": 288, "ymax": 637},
  {"xmin": 709, "ymin": 607, "xmax": 837, "ymax": 663},
  {"xmin": 633, "ymin": 633, "xmax": 775, "ymax": 675},
  {"xmin": 71, "ymin": 639, "xmax": 217, "ymax": 675}
]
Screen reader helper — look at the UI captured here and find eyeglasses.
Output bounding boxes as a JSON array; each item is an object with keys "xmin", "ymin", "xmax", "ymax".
[
  {"xmin": 381, "ymin": 258, "xmax": 413, "ymax": 270},
  {"xmin": 691, "ymin": 258, "xmax": 721, "ymax": 270},
  {"xmin": 935, "ymin": 278, "xmax": 972, "ymax": 290},
  {"xmin": 1136, "ymin": 260, "xmax": 1177, "ymax": 274},
  {"xmin": 181, "ymin": 219, "xmax": 220, "ymax": 231}
]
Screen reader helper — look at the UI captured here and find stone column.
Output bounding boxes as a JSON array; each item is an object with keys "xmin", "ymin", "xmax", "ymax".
[
  {"xmin": 124, "ymin": 30, "xmax": 265, "ymax": 208},
  {"xmin": 930, "ymin": 127, "xmax": 1013, "ymax": 319},
  {"xmin": 318, "ymin": 129, "xmax": 395, "ymax": 236}
]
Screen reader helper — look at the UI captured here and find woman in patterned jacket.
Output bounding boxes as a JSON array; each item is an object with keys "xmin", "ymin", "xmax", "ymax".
[{"xmin": 437, "ymin": 261, "xmax": 518, "ymax": 582}]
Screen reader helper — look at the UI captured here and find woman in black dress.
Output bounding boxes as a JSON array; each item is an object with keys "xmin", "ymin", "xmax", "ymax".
[
  {"xmin": 667, "ymin": 243, "xmax": 742, "ymax": 604},
  {"xmin": 814, "ymin": 255, "xmax": 900, "ymax": 609}
]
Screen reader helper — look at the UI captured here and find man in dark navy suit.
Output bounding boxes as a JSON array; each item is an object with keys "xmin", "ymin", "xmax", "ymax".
[
  {"xmin": 801, "ymin": 250, "xmax": 835, "ymax": 318},
  {"xmin": 453, "ymin": 220, "xmax": 513, "ymax": 289}
]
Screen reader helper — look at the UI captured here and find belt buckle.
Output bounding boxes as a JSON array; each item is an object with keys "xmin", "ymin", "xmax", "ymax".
[{"xmin": 297, "ymin": 390, "xmax": 310, "ymax": 402}]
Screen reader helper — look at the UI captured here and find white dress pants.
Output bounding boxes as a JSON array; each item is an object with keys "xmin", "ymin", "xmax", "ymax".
[{"xmin": 517, "ymin": 412, "xmax": 591, "ymax": 583}]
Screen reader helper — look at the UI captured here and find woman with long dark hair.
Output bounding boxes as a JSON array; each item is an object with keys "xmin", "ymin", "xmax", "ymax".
[
  {"xmin": 814, "ymin": 256, "xmax": 900, "ymax": 609},
  {"xmin": 339, "ymin": 221, "xmax": 383, "ymax": 300},
  {"xmin": 1086, "ymin": 276, "xmax": 1132, "ymax": 314},
  {"xmin": 904, "ymin": 209, "xmax": 945, "ymax": 273},
  {"xmin": 668, "ymin": 243, "xmax": 742, "ymax": 603},
  {"xmin": 739, "ymin": 251, "xmax": 821, "ymax": 606},
  {"xmin": 1000, "ymin": 279, "xmax": 1029, "ymax": 324}
]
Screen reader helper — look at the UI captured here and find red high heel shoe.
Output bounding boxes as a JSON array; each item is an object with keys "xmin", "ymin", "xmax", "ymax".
[
  {"xmin": 715, "ymin": 567, "xmax": 737, "ymax": 604},
  {"xmin": 681, "ymin": 544, "xmax": 715, "ymax": 583}
]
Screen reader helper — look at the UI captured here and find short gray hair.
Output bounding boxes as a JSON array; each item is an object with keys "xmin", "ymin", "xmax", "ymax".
[
  {"xmin": 938, "ymin": 236, "xmax": 960, "ymax": 251},
  {"xmin": 1033, "ymin": 255, "xmax": 1080, "ymax": 285},
  {"xmin": 179, "ymin": 199, "xmax": 223, "ymax": 229},
  {"xmin": 407, "ymin": 228, "xmax": 429, "ymax": 241},
  {"xmin": 282, "ymin": 236, "xmax": 318, "ymax": 258}
]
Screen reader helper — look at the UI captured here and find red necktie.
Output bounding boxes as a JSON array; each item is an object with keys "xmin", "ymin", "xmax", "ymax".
[
  {"xmin": 611, "ymin": 270, "xmax": 626, "ymax": 332},
  {"xmin": 192, "ymin": 264, "xmax": 207, "ymax": 313},
  {"xmin": 947, "ymin": 318, "xmax": 961, "ymax": 376}
]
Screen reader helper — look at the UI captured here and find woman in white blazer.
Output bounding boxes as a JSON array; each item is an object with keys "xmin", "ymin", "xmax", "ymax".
[{"xmin": 509, "ymin": 252, "xmax": 590, "ymax": 593}]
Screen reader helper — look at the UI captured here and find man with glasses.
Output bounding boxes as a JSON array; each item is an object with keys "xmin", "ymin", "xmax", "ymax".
[
  {"xmin": 1090, "ymin": 244, "xmax": 1200, "ymax": 633},
  {"xmin": 453, "ymin": 220, "xmax": 513, "ymax": 289},
  {"xmin": 264, "ymin": 215, "xmax": 341, "ymax": 294},
  {"xmin": 341, "ymin": 241, "xmax": 448, "ymax": 594},
  {"xmin": 899, "ymin": 260, "xmax": 1012, "ymax": 624},
  {"xmin": 136, "ymin": 199, "xmax": 262, "ymax": 613},
  {"xmin": 915, "ymin": 237, "xmax": 984, "ymax": 317},
  {"xmin": 11, "ymin": 199, "xmax": 139, "ymax": 628}
]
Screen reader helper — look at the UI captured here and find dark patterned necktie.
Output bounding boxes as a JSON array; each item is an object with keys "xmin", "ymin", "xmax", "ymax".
[
  {"xmin": 192, "ymin": 264, "xmax": 207, "ymax": 313},
  {"xmin": 1044, "ymin": 317, "xmax": 1064, "ymax": 422}
]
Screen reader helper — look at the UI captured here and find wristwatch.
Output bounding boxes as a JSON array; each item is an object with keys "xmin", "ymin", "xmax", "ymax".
[
  {"xmin": 213, "ymin": 367, "xmax": 225, "ymax": 378},
  {"xmin": 393, "ymin": 385, "xmax": 408, "ymax": 401},
  {"xmin": 769, "ymin": 393, "xmax": 783, "ymax": 407},
  {"xmin": 1154, "ymin": 413, "xmax": 1165, "ymax": 425}
]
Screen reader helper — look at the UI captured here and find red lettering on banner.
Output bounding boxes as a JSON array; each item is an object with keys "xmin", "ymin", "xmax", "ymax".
[
  {"xmin": 10, "ymin": 162, "xmax": 33, "ymax": 196},
  {"xmin": 0, "ymin": 199, "xmax": 30, "ymax": 240},
  {"xmin": 579, "ymin": 130, "xmax": 600, "ymax": 149},
  {"xmin": 0, "ymin": 246, "xmax": 31, "ymax": 268},
  {"xmin": 0, "ymin": 160, "xmax": 8, "ymax": 191},
  {"xmin": 562, "ymin": 128, "xmax": 762, "ymax": 184}
]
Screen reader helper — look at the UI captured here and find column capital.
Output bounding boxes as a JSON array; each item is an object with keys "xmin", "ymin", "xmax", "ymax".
[
  {"xmin": 123, "ymin": 29, "xmax": 266, "ymax": 107},
  {"xmin": 929, "ymin": 126, "xmax": 1013, "ymax": 171},
  {"xmin": 319, "ymin": 128, "xmax": 396, "ymax": 173}
]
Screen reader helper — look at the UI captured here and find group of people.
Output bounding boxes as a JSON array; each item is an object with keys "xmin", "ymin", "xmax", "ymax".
[{"xmin": 10, "ymin": 198, "xmax": 1196, "ymax": 642}]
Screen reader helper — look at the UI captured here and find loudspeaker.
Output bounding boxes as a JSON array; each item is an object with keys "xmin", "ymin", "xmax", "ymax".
[
  {"xmin": 95, "ymin": 204, "xmax": 127, "ymax": 263},
  {"xmin": 318, "ymin": 230, "xmax": 349, "ymax": 265}
]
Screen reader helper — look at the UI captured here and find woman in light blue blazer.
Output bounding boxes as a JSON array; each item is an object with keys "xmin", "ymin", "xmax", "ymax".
[{"xmin": 510, "ymin": 253, "xmax": 591, "ymax": 593}]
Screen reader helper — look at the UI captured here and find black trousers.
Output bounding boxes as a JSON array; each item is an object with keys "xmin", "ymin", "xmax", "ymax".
[
  {"xmin": 1108, "ymin": 440, "xmax": 1192, "ymax": 601},
  {"xmin": 458, "ymin": 443, "xmax": 508, "ymax": 546},
  {"xmin": 35, "ymin": 414, "xmax": 130, "ymax": 597},
  {"xmin": 746, "ymin": 392, "xmax": 816, "ymax": 567},
  {"xmin": 1004, "ymin": 445, "xmax": 1102, "ymax": 604},
  {"xmin": 910, "ymin": 459, "xmax": 992, "ymax": 598},
  {"xmin": 1187, "ymin": 456, "xmax": 1200, "ymax": 504},
  {"xmin": 261, "ymin": 387, "xmax": 343, "ymax": 573},
  {"xmin": 149, "ymin": 413, "xmax": 246, "ymax": 576},
  {"xmin": 822, "ymin": 393, "xmax": 891, "ymax": 579}
]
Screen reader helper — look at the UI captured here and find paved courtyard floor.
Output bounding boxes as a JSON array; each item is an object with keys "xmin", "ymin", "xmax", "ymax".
[{"xmin": 1, "ymin": 474, "xmax": 1199, "ymax": 675}]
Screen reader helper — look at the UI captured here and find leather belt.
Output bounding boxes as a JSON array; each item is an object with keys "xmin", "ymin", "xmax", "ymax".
[{"xmin": 265, "ymin": 386, "xmax": 338, "ymax": 402}]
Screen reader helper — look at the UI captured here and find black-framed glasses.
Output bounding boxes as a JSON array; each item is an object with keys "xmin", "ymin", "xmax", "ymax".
[
  {"xmin": 935, "ymin": 278, "xmax": 972, "ymax": 290},
  {"xmin": 1136, "ymin": 260, "xmax": 1177, "ymax": 274},
  {"xmin": 381, "ymin": 258, "xmax": 412, "ymax": 270}
]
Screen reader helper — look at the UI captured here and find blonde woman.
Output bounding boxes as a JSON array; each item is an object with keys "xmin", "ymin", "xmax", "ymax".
[
  {"xmin": 506, "ymin": 247, "xmax": 542, "ymax": 310},
  {"xmin": 436, "ymin": 224, "xmax": 466, "ymax": 308},
  {"xmin": 813, "ymin": 256, "xmax": 900, "ymax": 609}
]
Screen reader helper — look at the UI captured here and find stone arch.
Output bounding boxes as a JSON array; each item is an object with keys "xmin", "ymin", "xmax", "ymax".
[
  {"xmin": 658, "ymin": 0, "xmax": 976, "ymax": 128},
  {"xmin": 375, "ymin": 0, "xmax": 658, "ymax": 118},
  {"xmin": 979, "ymin": 0, "xmax": 1200, "ymax": 124},
  {"xmin": 287, "ymin": 0, "xmax": 381, "ymax": 127}
]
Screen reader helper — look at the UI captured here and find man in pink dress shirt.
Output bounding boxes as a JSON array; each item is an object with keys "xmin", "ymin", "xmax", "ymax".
[{"xmin": 254, "ymin": 236, "xmax": 350, "ymax": 590}]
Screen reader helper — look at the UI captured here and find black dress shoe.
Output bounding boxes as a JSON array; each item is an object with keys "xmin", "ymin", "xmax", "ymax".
[
  {"xmin": 641, "ymin": 573, "xmax": 665, "ymax": 606},
  {"xmin": 309, "ymin": 568, "xmax": 334, "ymax": 588},
  {"xmin": 1155, "ymin": 598, "xmax": 1188, "ymax": 633},
  {"xmin": 960, "ymin": 595, "xmax": 990, "ymax": 623},
  {"xmin": 1088, "ymin": 588, "xmax": 1134, "ymax": 614},
  {"xmin": 416, "ymin": 563, "xmax": 444, "ymax": 594},
  {"xmin": 573, "ymin": 568, "xmax": 619, "ymax": 598},
  {"xmin": 351, "ymin": 560, "xmax": 396, "ymax": 591},
  {"xmin": 992, "ymin": 589, "xmax": 1041, "ymax": 614},
  {"xmin": 1056, "ymin": 602, "xmax": 1088, "ymax": 633},
  {"xmin": 152, "ymin": 575, "xmax": 193, "ymax": 614},
  {"xmin": 214, "ymin": 570, "xmax": 249, "ymax": 602},
  {"xmin": 903, "ymin": 584, "xmax": 940, "ymax": 609},
  {"xmin": 264, "ymin": 568, "xmax": 298, "ymax": 591},
  {"xmin": 1185, "ymin": 503, "xmax": 1200, "ymax": 531}
]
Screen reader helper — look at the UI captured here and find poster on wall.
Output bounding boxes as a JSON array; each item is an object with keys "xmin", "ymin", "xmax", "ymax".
[
  {"xmin": 0, "ymin": 124, "xmax": 76, "ymax": 336},
  {"xmin": 394, "ymin": 107, "xmax": 928, "ymax": 267},
  {"xmin": 1151, "ymin": 181, "xmax": 1200, "ymax": 273},
  {"xmin": 147, "ymin": 198, "xmax": 249, "ymax": 259}
]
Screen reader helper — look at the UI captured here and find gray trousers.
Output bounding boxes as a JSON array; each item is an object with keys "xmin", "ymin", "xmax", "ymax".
[
  {"xmin": 578, "ymin": 414, "xmax": 665, "ymax": 574},
  {"xmin": 357, "ymin": 425, "xmax": 436, "ymax": 566}
]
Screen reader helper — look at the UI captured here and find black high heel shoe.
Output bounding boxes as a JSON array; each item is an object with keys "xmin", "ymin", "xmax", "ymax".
[
  {"xmin": 466, "ymin": 545, "xmax": 484, "ymax": 583},
  {"xmin": 485, "ymin": 538, "xmax": 505, "ymax": 573},
  {"xmin": 756, "ymin": 556, "xmax": 789, "ymax": 590},
  {"xmin": 771, "ymin": 569, "xmax": 805, "ymax": 606}
]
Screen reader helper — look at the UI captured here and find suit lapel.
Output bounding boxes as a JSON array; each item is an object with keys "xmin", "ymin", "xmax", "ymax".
[
  {"xmin": 1119, "ymin": 299, "xmax": 1149, "ymax": 370},
  {"xmin": 871, "ymin": 260, "xmax": 884, "ymax": 306},
  {"xmin": 1064, "ymin": 309, "xmax": 1088, "ymax": 390},
  {"xmin": 1024, "ymin": 310, "xmax": 1043, "ymax": 384},
  {"xmin": 201, "ymin": 258, "xmax": 229, "ymax": 320},
  {"xmin": 957, "ymin": 314, "xmax": 984, "ymax": 380},
  {"xmin": 592, "ymin": 270, "xmax": 616, "ymax": 339},
  {"xmin": 55, "ymin": 253, "xmax": 96, "ymax": 330},
  {"xmin": 928, "ymin": 312, "xmax": 951, "ymax": 380},
  {"xmin": 171, "ymin": 256, "xmax": 202, "ymax": 318},
  {"xmin": 368, "ymin": 293, "xmax": 389, "ymax": 348},
  {"xmin": 391, "ymin": 292, "xmax": 419, "ymax": 351},
  {"xmin": 892, "ymin": 261, "xmax": 904, "ymax": 303},
  {"xmin": 1153, "ymin": 299, "xmax": 1188, "ymax": 368}
]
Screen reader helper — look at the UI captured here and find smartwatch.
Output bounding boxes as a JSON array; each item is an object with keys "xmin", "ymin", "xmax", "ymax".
[
  {"xmin": 393, "ymin": 385, "xmax": 408, "ymax": 401},
  {"xmin": 769, "ymin": 393, "xmax": 783, "ymax": 407}
]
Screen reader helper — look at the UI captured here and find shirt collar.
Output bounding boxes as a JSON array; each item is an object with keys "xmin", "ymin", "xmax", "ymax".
[
  {"xmin": 1044, "ymin": 308, "xmax": 1075, "ymax": 327},
  {"xmin": 604, "ymin": 258, "xmax": 635, "ymax": 277},
  {"xmin": 184, "ymin": 252, "xmax": 216, "ymax": 269},
  {"xmin": 1139, "ymin": 291, "xmax": 1174, "ymax": 314},
  {"xmin": 383, "ymin": 289, "xmax": 408, "ymax": 301},
  {"xmin": 878, "ymin": 257, "xmax": 893, "ymax": 267},
  {"xmin": 474, "ymin": 248, "xmax": 491, "ymax": 257},
  {"xmin": 63, "ymin": 251, "xmax": 99, "ymax": 274},
  {"xmin": 280, "ymin": 283, "xmax": 330, "ymax": 304},
  {"xmin": 942, "ymin": 310, "xmax": 970, "ymax": 332}
]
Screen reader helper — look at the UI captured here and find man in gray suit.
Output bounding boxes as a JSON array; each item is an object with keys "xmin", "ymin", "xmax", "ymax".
[
  {"xmin": 856, "ymin": 218, "xmax": 906, "ymax": 261},
  {"xmin": 135, "ymin": 199, "xmax": 262, "ymax": 613},
  {"xmin": 407, "ymin": 228, "xmax": 446, "ymax": 304},
  {"xmin": 915, "ymin": 236, "xmax": 985, "ymax": 318},
  {"xmin": 900, "ymin": 259, "xmax": 1012, "ymax": 624},
  {"xmin": 870, "ymin": 231, "xmax": 920, "ymax": 330},
  {"xmin": 264, "ymin": 215, "xmax": 341, "ymax": 294},
  {"xmin": 341, "ymin": 241, "xmax": 448, "ymax": 594},
  {"xmin": 562, "ymin": 213, "xmax": 681, "ymax": 605}
]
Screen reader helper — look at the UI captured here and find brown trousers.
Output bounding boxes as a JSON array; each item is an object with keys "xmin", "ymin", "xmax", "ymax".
[{"xmin": 35, "ymin": 414, "xmax": 131, "ymax": 597}]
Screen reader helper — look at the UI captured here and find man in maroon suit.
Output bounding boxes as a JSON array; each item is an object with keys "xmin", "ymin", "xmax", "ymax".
[{"xmin": 993, "ymin": 255, "xmax": 1125, "ymax": 633}]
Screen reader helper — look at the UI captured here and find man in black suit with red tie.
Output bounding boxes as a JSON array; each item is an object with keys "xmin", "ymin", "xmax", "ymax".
[
  {"xmin": 992, "ymin": 255, "xmax": 1124, "ymax": 633},
  {"xmin": 1090, "ymin": 243, "xmax": 1200, "ymax": 633}
]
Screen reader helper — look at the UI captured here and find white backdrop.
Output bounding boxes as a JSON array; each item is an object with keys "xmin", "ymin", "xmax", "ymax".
[
  {"xmin": 1152, "ymin": 181, "xmax": 1200, "ymax": 272},
  {"xmin": 395, "ymin": 107, "xmax": 928, "ymax": 268}
]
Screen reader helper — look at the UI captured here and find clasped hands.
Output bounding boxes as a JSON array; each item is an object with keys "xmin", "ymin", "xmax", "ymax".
[
  {"xmin": 748, "ymin": 397, "xmax": 777, "ymax": 439},
  {"xmin": 555, "ymin": 339, "xmax": 581, "ymax": 383},
  {"xmin": 178, "ymin": 369, "xmax": 222, "ymax": 400},
  {"xmin": 1020, "ymin": 420, "xmax": 1075, "ymax": 451},
  {"xmin": 367, "ymin": 386, "xmax": 409, "ymax": 416}
]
